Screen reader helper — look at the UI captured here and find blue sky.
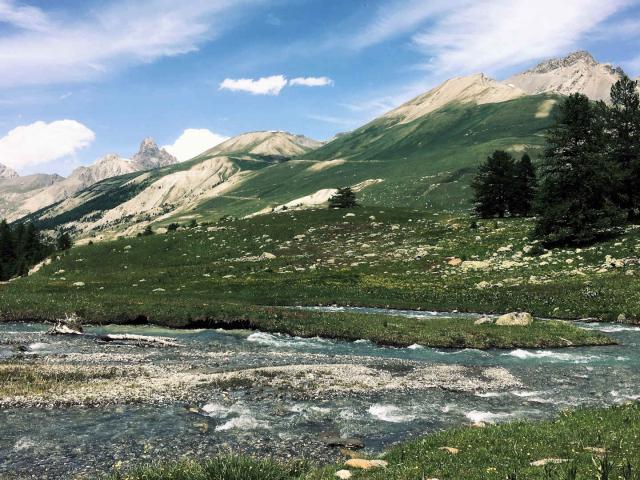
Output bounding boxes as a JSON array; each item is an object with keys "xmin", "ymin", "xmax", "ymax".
[{"xmin": 1, "ymin": 0, "xmax": 639, "ymax": 175}]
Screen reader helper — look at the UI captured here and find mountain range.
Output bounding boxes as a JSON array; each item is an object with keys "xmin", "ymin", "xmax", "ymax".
[
  {"xmin": 3, "ymin": 50, "xmax": 638, "ymax": 240},
  {"xmin": 0, "ymin": 139, "xmax": 176, "ymax": 222}
]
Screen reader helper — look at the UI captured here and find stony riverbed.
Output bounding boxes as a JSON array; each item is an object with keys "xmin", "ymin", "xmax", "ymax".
[{"xmin": 1, "ymin": 309, "xmax": 639, "ymax": 479}]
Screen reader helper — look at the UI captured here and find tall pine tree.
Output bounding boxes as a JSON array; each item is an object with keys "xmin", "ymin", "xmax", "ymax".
[
  {"xmin": 0, "ymin": 220, "xmax": 16, "ymax": 280},
  {"xmin": 608, "ymin": 74, "xmax": 640, "ymax": 218},
  {"xmin": 471, "ymin": 150, "xmax": 515, "ymax": 218},
  {"xmin": 509, "ymin": 153, "xmax": 537, "ymax": 217},
  {"xmin": 534, "ymin": 93, "xmax": 625, "ymax": 245}
]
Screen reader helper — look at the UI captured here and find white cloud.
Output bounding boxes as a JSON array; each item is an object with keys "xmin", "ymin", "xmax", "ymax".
[
  {"xmin": 0, "ymin": 0, "xmax": 263, "ymax": 87},
  {"xmin": 0, "ymin": 120, "xmax": 95, "ymax": 170},
  {"xmin": 163, "ymin": 128, "xmax": 228, "ymax": 161},
  {"xmin": 219, "ymin": 75, "xmax": 334, "ymax": 95},
  {"xmin": 0, "ymin": 0, "xmax": 51, "ymax": 32},
  {"xmin": 289, "ymin": 76, "xmax": 334, "ymax": 87},
  {"xmin": 412, "ymin": 0, "xmax": 631, "ymax": 75},
  {"xmin": 219, "ymin": 75, "xmax": 288, "ymax": 95},
  {"xmin": 346, "ymin": 0, "xmax": 464, "ymax": 50}
]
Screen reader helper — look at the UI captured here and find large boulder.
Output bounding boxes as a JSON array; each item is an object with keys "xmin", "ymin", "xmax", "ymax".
[{"xmin": 495, "ymin": 312, "xmax": 533, "ymax": 326}]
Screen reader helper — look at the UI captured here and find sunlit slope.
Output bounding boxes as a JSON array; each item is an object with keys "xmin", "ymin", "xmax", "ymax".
[
  {"xmin": 194, "ymin": 94, "xmax": 559, "ymax": 219},
  {"xmin": 24, "ymin": 95, "xmax": 558, "ymax": 234}
]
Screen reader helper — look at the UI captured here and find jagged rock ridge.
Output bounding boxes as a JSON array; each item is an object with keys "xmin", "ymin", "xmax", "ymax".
[
  {"xmin": 1, "ymin": 138, "xmax": 177, "ymax": 222},
  {"xmin": 132, "ymin": 138, "xmax": 177, "ymax": 169},
  {"xmin": 505, "ymin": 51, "xmax": 626, "ymax": 102}
]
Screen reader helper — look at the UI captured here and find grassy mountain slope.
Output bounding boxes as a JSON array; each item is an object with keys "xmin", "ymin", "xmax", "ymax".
[
  {"xmin": 24, "ymin": 94, "xmax": 558, "ymax": 237},
  {"xmin": 23, "ymin": 132, "xmax": 321, "ymax": 237},
  {"xmin": 191, "ymin": 94, "xmax": 559, "ymax": 219}
]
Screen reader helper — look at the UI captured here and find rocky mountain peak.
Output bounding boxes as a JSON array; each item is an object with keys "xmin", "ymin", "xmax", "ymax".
[
  {"xmin": 97, "ymin": 153, "xmax": 125, "ymax": 165},
  {"xmin": 132, "ymin": 137, "xmax": 177, "ymax": 170},
  {"xmin": 0, "ymin": 162, "xmax": 19, "ymax": 179},
  {"xmin": 529, "ymin": 51, "xmax": 597, "ymax": 74},
  {"xmin": 505, "ymin": 50, "xmax": 624, "ymax": 102}
]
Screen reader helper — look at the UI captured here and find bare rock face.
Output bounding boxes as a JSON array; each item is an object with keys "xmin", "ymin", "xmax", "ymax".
[
  {"xmin": 132, "ymin": 138, "xmax": 177, "ymax": 170},
  {"xmin": 505, "ymin": 51, "xmax": 625, "ymax": 102},
  {"xmin": 384, "ymin": 73, "xmax": 526, "ymax": 125},
  {"xmin": 0, "ymin": 162, "xmax": 18, "ymax": 179}
]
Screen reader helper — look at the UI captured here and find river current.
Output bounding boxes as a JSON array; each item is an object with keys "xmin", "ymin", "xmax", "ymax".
[{"xmin": 1, "ymin": 308, "xmax": 639, "ymax": 478}]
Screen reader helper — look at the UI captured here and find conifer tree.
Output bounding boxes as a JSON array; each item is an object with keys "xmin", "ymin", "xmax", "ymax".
[
  {"xmin": 471, "ymin": 150, "xmax": 515, "ymax": 218},
  {"xmin": 329, "ymin": 187, "xmax": 357, "ymax": 209},
  {"xmin": 57, "ymin": 231, "xmax": 73, "ymax": 251},
  {"xmin": 0, "ymin": 220, "xmax": 15, "ymax": 280},
  {"xmin": 509, "ymin": 153, "xmax": 537, "ymax": 217},
  {"xmin": 608, "ymin": 74, "xmax": 640, "ymax": 217},
  {"xmin": 534, "ymin": 93, "xmax": 625, "ymax": 245}
]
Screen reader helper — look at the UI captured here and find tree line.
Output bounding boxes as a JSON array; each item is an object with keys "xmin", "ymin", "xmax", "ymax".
[
  {"xmin": 0, "ymin": 220, "xmax": 72, "ymax": 281},
  {"xmin": 472, "ymin": 74, "xmax": 640, "ymax": 246}
]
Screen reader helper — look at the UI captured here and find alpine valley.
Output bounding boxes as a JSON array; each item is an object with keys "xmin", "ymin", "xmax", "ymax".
[
  {"xmin": 3, "ymin": 51, "xmax": 633, "ymax": 241},
  {"xmin": 3, "ymin": 48, "xmax": 640, "ymax": 480}
]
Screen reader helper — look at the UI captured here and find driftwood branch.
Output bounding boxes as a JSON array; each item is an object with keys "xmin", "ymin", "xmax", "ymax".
[{"xmin": 97, "ymin": 334, "xmax": 182, "ymax": 348}]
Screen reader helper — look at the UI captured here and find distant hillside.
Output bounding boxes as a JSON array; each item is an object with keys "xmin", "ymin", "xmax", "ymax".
[
  {"xmin": 203, "ymin": 131, "xmax": 322, "ymax": 158},
  {"xmin": 23, "ymin": 131, "xmax": 322, "ymax": 240},
  {"xmin": 0, "ymin": 173, "xmax": 63, "ymax": 220},
  {"xmin": 1, "ymin": 138, "xmax": 175, "ymax": 222}
]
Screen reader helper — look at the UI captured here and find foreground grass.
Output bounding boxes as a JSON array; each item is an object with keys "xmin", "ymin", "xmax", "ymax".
[
  {"xmin": 113, "ymin": 404, "xmax": 640, "ymax": 480},
  {"xmin": 111, "ymin": 456, "xmax": 310, "ymax": 480},
  {"xmin": 0, "ymin": 363, "xmax": 118, "ymax": 397}
]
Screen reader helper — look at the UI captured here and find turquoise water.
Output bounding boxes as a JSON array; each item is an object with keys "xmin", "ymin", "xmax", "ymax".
[{"xmin": 0, "ymin": 312, "xmax": 639, "ymax": 478}]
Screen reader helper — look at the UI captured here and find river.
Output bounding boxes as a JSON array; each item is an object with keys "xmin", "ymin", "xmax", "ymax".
[{"xmin": 1, "ymin": 309, "xmax": 639, "ymax": 478}]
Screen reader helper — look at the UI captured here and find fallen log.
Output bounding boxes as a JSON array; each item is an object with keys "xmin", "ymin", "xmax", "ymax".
[{"xmin": 96, "ymin": 334, "xmax": 182, "ymax": 348}]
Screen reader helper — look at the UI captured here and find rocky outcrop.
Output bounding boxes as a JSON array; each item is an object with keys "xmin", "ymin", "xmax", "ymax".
[
  {"xmin": 132, "ymin": 138, "xmax": 177, "ymax": 170},
  {"xmin": 506, "ymin": 51, "xmax": 625, "ymax": 102},
  {"xmin": 0, "ymin": 162, "xmax": 18, "ymax": 179}
]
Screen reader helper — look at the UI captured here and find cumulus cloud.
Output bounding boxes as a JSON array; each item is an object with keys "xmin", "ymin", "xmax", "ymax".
[
  {"xmin": 289, "ymin": 76, "xmax": 334, "ymax": 87},
  {"xmin": 219, "ymin": 75, "xmax": 333, "ymax": 95},
  {"xmin": 0, "ymin": 0, "xmax": 263, "ymax": 87},
  {"xmin": 0, "ymin": 120, "xmax": 95, "ymax": 170},
  {"xmin": 163, "ymin": 128, "xmax": 228, "ymax": 161},
  {"xmin": 219, "ymin": 75, "xmax": 288, "ymax": 95}
]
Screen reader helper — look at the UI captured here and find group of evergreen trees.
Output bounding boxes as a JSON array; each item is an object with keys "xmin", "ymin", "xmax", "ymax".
[
  {"xmin": 0, "ymin": 220, "xmax": 70, "ymax": 281},
  {"xmin": 472, "ymin": 74, "xmax": 640, "ymax": 246},
  {"xmin": 471, "ymin": 152, "xmax": 537, "ymax": 218}
]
